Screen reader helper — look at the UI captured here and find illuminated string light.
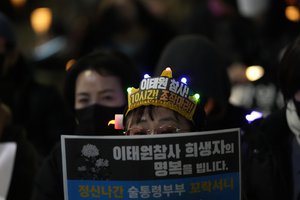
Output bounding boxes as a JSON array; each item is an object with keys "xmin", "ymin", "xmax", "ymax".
[
  {"xmin": 245, "ymin": 111, "xmax": 263, "ymax": 123},
  {"xmin": 144, "ymin": 74, "xmax": 151, "ymax": 78},
  {"xmin": 161, "ymin": 67, "xmax": 173, "ymax": 78},
  {"xmin": 127, "ymin": 87, "xmax": 132, "ymax": 93},
  {"xmin": 194, "ymin": 93, "xmax": 200, "ymax": 102},
  {"xmin": 181, "ymin": 77, "xmax": 187, "ymax": 84}
]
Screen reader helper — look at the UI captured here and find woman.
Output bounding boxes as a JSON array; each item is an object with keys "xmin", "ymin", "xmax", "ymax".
[
  {"xmin": 123, "ymin": 67, "xmax": 206, "ymax": 135},
  {"xmin": 155, "ymin": 34, "xmax": 251, "ymax": 131},
  {"xmin": 31, "ymin": 49, "xmax": 140, "ymax": 200},
  {"xmin": 243, "ymin": 34, "xmax": 300, "ymax": 200},
  {"xmin": 64, "ymin": 49, "xmax": 140, "ymax": 135}
]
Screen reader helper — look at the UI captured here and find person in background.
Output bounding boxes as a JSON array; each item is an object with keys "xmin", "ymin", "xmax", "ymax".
[
  {"xmin": 0, "ymin": 12, "xmax": 72, "ymax": 157},
  {"xmin": 0, "ymin": 100, "xmax": 41, "ymax": 200},
  {"xmin": 63, "ymin": 50, "xmax": 141, "ymax": 135},
  {"xmin": 74, "ymin": 0, "xmax": 175, "ymax": 74},
  {"xmin": 243, "ymin": 35, "xmax": 300, "ymax": 200},
  {"xmin": 124, "ymin": 67, "xmax": 206, "ymax": 136},
  {"xmin": 31, "ymin": 49, "xmax": 140, "ymax": 200},
  {"xmin": 155, "ymin": 34, "xmax": 251, "ymax": 131}
]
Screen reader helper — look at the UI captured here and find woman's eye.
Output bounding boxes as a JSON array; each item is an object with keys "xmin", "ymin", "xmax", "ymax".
[
  {"xmin": 159, "ymin": 127, "xmax": 178, "ymax": 134},
  {"xmin": 77, "ymin": 98, "xmax": 89, "ymax": 104},
  {"xmin": 103, "ymin": 96, "xmax": 114, "ymax": 100},
  {"xmin": 127, "ymin": 128, "xmax": 148, "ymax": 135}
]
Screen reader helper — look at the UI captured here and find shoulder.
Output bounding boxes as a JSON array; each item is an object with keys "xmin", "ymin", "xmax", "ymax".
[
  {"xmin": 259, "ymin": 109, "xmax": 289, "ymax": 140},
  {"xmin": 31, "ymin": 142, "xmax": 64, "ymax": 200},
  {"xmin": 244, "ymin": 108, "xmax": 289, "ymax": 150}
]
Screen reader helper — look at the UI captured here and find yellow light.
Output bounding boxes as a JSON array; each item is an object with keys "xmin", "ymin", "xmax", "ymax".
[
  {"xmin": 161, "ymin": 67, "xmax": 173, "ymax": 78},
  {"xmin": 10, "ymin": 0, "xmax": 26, "ymax": 8},
  {"xmin": 127, "ymin": 87, "xmax": 132, "ymax": 93},
  {"xmin": 30, "ymin": 8, "xmax": 52, "ymax": 35},
  {"xmin": 285, "ymin": 6, "xmax": 300, "ymax": 22},
  {"xmin": 65, "ymin": 59, "xmax": 76, "ymax": 71},
  {"xmin": 108, "ymin": 120, "xmax": 115, "ymax": 126},
  {"xmin": 194, "ymin": 93, "xmax": 200, "ymax": 101},
  {"xmin": 245, "ymin": 65, "xmax": 264, "ymax": 81}
]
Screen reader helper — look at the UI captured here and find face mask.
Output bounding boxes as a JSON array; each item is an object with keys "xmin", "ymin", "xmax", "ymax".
[{"xmin": 75, "ymin": 104, "xmax": 125, "ymax": 135}]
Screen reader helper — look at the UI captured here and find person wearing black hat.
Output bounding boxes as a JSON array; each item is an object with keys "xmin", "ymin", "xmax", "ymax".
[
  {"xmin": 155, "ymin": 34, "xmax": 251, "ymax": 131},
  {"xmin": 0, "ymin": 12, "xmax": 73, "ymax": 157}
]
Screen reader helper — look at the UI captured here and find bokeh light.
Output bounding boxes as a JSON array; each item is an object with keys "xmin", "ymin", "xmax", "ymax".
[
  {"xmin": 30, "ymin": 8, "xmax": 52, "ymax": 35},
  {"xmin": 65, "ymin": 59, "xmax": 76, "ymax": 71},
  {"xmin": 10, "ymin": 0, "xmax": 27, "ymax": 8},
  {"xmin": 245, "ymin": 65, "xmax": 264, "ymax": 81},
  {"xmin": 285, "ymin": 5, "xmax": 300, "ymax": 22}
]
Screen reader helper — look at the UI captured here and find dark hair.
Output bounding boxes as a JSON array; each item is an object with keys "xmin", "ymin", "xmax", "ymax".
[
  {"xmin": 278, "ymin": 36, "xmax": 300, "ymax": 101},
  {"xmin": 124, "ymin": 104, "xmax": 206, "ymax": 132},
  {"xmin": 64, "ymin": 49, "xmax": 140, "ymax": 112}
]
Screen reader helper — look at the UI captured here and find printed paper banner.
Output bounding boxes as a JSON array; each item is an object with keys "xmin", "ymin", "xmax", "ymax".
[{"xmin": 61, "ymin": 128, "xmax": 241, "ymax": 200}]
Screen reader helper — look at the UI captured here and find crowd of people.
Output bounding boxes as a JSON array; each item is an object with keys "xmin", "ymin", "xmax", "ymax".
[{"xmin": 0, "ymin": 0, "xmax": 300, "ymax": 199}]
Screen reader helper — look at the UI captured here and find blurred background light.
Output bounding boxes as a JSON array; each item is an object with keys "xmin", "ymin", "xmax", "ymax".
[
  {"xmin": 245, "ymin": 65, "xmax": 264, "ymax": 81},
  {"xmin": 245, "ymin": 111, "xmax": 263, "ymax": 123},
  {"xmin": 65, "ymin": 59, "xmax": 76, "ymax": 71},
  {"xmin": 33, "ymin": 36, "xmax": 66, "ymax": 61},
  {"xmin": 30, "ymin": 7, "xmax": 52, "ymax": 35},
  {"xmin": 285, "ymin": 5, "xmax": 300, "ymax": 22},
  {"xmin": 10, "ymin": 0, "xmax": 27, "ymax": 8}
]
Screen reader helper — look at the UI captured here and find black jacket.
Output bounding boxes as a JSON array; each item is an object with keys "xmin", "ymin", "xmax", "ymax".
[
  {"xmin": 1, "ymin": 126, "xmax": 42, "ymax": 200},
  {"xmin": 243, "ymin": 108, "xmax": 293, "ymax": 200},
  {"xmin": 31, "ymin": 142, "xmax": 64, "ymax": 200}
]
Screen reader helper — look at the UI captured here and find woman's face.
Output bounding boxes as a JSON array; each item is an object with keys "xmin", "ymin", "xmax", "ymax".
[
  {"xmin": 126, "ymin": 106, "xmax": 192, "ymax": 135},
  {"xmin": 75, "ymin": 70, "xmax": 126, "ymax": 109}
]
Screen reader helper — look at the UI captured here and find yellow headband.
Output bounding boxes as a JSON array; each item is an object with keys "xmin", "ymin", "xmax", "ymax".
[{"xmin": 125, "ymin": 67, "xmax": 200, "ymax": 121}]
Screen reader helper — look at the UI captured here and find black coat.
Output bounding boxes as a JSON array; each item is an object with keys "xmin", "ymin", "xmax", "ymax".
[
  {"xmin": 1, "ymin": 126, "xmax": 42, "ymax": 200},
  {"xmin": 243, "ymin": 108, "xmax": 293, "ymax": 200},
  {"xmin": 31, "ymin": 142, "xmax": 64, "ymax": 200}
]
